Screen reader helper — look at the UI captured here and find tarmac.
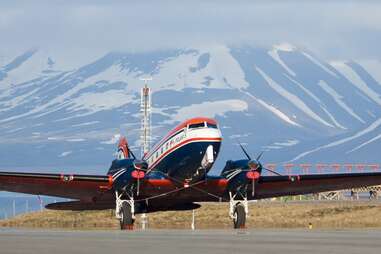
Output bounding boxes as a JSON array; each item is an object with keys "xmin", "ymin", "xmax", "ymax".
[{"xmin": 1, "ymin": 228, "xmax": 381, "ymax": 254}]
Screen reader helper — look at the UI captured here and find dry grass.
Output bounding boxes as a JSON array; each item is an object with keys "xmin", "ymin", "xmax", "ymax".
[{"xmin": 1, "ymin": 201, "xmax": 381, "ymax": 230}]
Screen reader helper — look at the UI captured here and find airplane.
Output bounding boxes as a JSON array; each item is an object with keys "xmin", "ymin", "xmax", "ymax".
[{"xmin": 1, "ymin": 116, "xmax": 381, "ymax": 229}]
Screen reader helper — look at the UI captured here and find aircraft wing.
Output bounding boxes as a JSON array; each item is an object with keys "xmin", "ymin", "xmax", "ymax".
[
  {"xmin": 253, "ymin": 172, "xmax": 381, "ymax": 199},
  {"xmin": 0, "ymin": 171, "xmax": 113, "ymax": 201}
]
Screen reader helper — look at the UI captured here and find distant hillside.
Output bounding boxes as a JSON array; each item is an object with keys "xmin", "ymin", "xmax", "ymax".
[
  {"xmin": 2, "ymin": 202, "xmax": 381, "ymax": 229},
  {"xmin": 1, "ymin": 45, "xmax": 381, "ymax": 173}
]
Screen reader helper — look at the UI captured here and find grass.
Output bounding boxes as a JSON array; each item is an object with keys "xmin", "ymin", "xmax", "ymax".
[{"xmin": 1, "ymin": 201, "xmax": 381, "ymax": 230}]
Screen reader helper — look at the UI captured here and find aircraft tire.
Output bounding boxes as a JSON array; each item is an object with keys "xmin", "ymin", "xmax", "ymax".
[
  {"xmin": 120, "ymin": 202, "xmax": 134, "ymax": 230},
  {"xmin": 233, "ymin": 203, "xmax": 246, "ymax": 229}
]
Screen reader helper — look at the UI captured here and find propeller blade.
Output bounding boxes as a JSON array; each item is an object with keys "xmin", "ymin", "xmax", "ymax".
[
  {"xmin": 238, "ymin": 142, "xmax": 251, "ymax": 160},
  {"xmin": 262, "ymin": 167, "xmax": 282, "ymax": 176},
  {"xmin": 256, "ymin": 151, "xmax": 264, "ymax": 161},
  {"xmin": 129, "ymin": 148, "xmax": 136, "ymax": 159}
]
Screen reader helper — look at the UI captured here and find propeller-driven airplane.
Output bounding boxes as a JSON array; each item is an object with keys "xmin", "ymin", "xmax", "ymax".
[{"xmin": 1, "ymin": 117, "xmax": 381, "ymax": 229}]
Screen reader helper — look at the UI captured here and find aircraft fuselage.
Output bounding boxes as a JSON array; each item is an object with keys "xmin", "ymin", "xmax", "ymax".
[{"xmin": 144, "ymin": 117, "xmax": 222, "ymax": 183}]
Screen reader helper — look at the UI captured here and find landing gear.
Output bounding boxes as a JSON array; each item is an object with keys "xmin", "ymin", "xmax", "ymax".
[
  {"xmin": 120, "ymin": 202, "xmax": 135, "ymax": 230},
  {"xmin": 116, "ymin": 191, "xmax": 135, "ymax": 230},
  {"xmin": 229, "ymin": 192, "xmax": 248, "ymax": 229},
  {"xmin": 233, "ymin": 203, "xmax": 246, "ymax": 229}
]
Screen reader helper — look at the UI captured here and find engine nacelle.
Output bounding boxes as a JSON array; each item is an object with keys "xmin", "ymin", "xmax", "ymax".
[
  {"xmin": 221, "ymin": 159, "xmax": 261, "ymax": 193},
  {"xmin": 108, "ymin": 159, "xmax": 147, "ymax": 191}
]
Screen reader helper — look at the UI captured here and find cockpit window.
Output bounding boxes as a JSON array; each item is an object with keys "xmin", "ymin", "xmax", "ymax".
[
  {"xmin": 189, "ymin": 122, "xmax": 206, "ymax": 129},
  {"xmin": 207, "ymin": 123, "xmax": 218, "ymax": 129}
]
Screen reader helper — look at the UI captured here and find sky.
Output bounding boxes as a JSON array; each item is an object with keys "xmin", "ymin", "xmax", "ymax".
[{"xmin": 0, "ymin": 0, "xmax": 381, "ymax": 61}]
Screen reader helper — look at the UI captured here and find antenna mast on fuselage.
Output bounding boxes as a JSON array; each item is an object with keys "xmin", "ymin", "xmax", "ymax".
[{"xmin": 140, "ymin": 77, "xmax": 152, "ymax": 158}]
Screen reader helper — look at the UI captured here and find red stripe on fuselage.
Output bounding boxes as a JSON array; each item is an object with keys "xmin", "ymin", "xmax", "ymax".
[{"xmin": 148, "ymin": 137, "xmax": 222, "ymax": 170}]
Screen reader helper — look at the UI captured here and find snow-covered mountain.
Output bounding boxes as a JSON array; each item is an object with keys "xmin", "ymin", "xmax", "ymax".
[{"xmin": 1, "ymin": 44, "xmax": 381, "ymax": 174}]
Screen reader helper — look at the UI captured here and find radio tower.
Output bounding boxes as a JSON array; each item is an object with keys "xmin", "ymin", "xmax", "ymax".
[{"xmin": 140, "ymin": 77, "xmax": 152, "ymax": 158}]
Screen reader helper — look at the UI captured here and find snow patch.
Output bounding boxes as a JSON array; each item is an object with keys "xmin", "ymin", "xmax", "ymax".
[
  {"xmin": 347, "ymin": 133, "xmax": 381, "ymax": 153},
  {"xmin": 330, "ymin": 61, "xmax": 381, "ymax": 106},
  {"xmin": 67, "ymin": 138, "xmax": 85, "ymax": 142},
  {"xmin": 273, "ymin": 43, "xmax": 296, "ymax": 52},
  {"xmin": 291, "ymin": 118, "xmax": 381, "ymax": 161},
  {"xmin": 167, "ymin": 99, "xmax": 248, "ymax": 123},
  {"xmin": 72, "ymin": 121, "xmax": 100, "ymax": 127},
  {"xmin": 244, "ymin": 91, "xmax": 300, "ymax": 127},
  {"xmin": 59, "ymin": 151, "xmax": 72, "ymax": 157},
  {"xmin": 318, "ymin": 80, "xmax": 365, "ymax": 123},
  {"xmin": 67, "ymin": 90, "xmax": 134, "ymax": 113},
  {"xmin": 101, "ymin": 134, "xmax": 121, "ymax": 145},
  {"xmin": 301, "ymin": 52, "xmax": 338, "ymax": 77},
  {"xmin": 268, "ymin": 47, "xmax": 296, "ymax": 76},
  {"xmin": 153, "ymin": 46, "xmax": 249, "ymax": 91},
  {"xmin": 273, "ymin": 139, "xmax": 300, "ymax": 146},
  {"xmin": 256, "ymin": 67, "xmax": 334, "ymax": 128},
  {"xmin": 358, "ymin": 60, "xmax": 381, "ymax": 86}
]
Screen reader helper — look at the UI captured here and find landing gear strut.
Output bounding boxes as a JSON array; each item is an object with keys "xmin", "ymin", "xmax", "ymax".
[
  {"xmin": 116, "ymin": 191, "xmax": 135, "ymax": 230},
  {"xmin": 229, "ymin": 192, "xmax": 248, "ymax": 229}
]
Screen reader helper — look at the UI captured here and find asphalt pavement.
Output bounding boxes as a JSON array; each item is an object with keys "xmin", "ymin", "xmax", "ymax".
[{"xmin": 0, "ymin": 228, "xmax": 380, "ymax": 254}]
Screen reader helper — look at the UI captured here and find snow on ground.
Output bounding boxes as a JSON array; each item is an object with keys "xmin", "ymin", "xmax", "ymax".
[
  {"xmin": 229, "ymin": 133, "xmax": 251, "ymax": 139},
  {"xmin": 347, "ymin": 133, "xmax": 381, "ymax": 153},
  {"xmin": 71, "ymin": 121, "xmax": 100, "ymax": 127},
  {"xmin": 273, "ymin": 139, "xmax": 299, "ymax": 146},
  {"xmin": 330, "ymin": 61, "xmax": 381, "ymax": 106},
  {"xmin": 204, "ymin": 46, "xmax": 249, "ymax": 89},
  {"xmin": 256, "ymin": 67, "xmax": 334, "ymax": 128},
  {"xmin": 153, "ymin": 46, "xmax": 249, "ymax": 91},
  {"xmin": 273, "ymin": 43, "xmax": 296, "ymax": 52},
  {"xmin": 291, "ymin": 117, "xmax": 381, "ymax": 161},
  {"xmin": 67, "ymin": 90, "xmax": 134, "ymax": 113},
  {"xmin": 264, "ymin": 139, "xmax": 300, "ymax": 151},
  {"xmin": 244, "ymin": 91, "xmax": 300, "ymax": 127},
  {"xmin": 166, "ymin": 99, "xmax": 248, "ymax": 123},
  {"xmin": 301, "ymin": 52, "xmax": 338, "ymax": 77},
  {"xmin": 286, "ymin": 76, "xmax": 322, "ymax": 103},
  {"xmin": 66, "ymin": 138, "xmax": 85, "ymax": 142},
  {"xmin": 318, "ymin": 80, "xmax": 365, "ymax": 123},
  {"xmin": 320, "ymin": 106, "xmax": 346, "ymax": 129},
  {"xmin": 101, "ymin": 134, "xmax": 121, "ymax": 145},
  {"xmin": 0, "ymin": 88, "xmax": 39, "ymax": 112},
  {"xmin": 59, "ymin": 151, "xmax": 72, "ymax": 157},
  {"xmin": 358, "ymin": 60, "xmax": 381, "ymax": 86},
  {"xmin": 0, "ymin": 50, "xmax": 57, "ymax": 88},
  {"xmin": 268, "ymin": 45, "xmax": 296, "ymax": 76},
  {"xmin": 83, "ymin": 64, "xmax": 142, "ymax": 92}
]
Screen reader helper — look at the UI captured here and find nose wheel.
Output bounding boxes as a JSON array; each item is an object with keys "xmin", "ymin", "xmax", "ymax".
[
  {"xmin": 120, "ymin": 202, "xmax": 135, "ymax": 230},
  {"xmin": 116, "ymin": 191, "xmax": 135, "ymax": 230}
]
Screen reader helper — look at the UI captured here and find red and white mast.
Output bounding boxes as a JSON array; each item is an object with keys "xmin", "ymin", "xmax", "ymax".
[{"xmin": 140, "ymin": 77, "xmax": 152, "ymax": 158}]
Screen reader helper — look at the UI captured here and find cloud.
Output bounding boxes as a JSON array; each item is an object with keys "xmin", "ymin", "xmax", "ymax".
[{"xmin": 0, "ymin": 0, "xmax": 380, "ymax": 60}]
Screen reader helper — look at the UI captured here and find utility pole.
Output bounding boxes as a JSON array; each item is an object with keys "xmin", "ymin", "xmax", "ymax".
[{"xmin": 140, "ymin": 77, "xmax": 152, "ymax": 158}]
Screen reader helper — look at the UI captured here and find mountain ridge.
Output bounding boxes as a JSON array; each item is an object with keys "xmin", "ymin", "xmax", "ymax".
[{"xmin": 0, "ymin": 44, "xmax": 380, "ymax": 173}]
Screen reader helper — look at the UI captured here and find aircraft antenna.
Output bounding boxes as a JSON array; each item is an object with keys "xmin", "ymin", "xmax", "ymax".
[{"xmin": 140, "ymin": 77, "xmax": 152, "ymax": 157}]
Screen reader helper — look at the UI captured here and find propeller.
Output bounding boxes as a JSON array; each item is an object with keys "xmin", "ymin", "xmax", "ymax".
[
  {"xmin": 237, "ymin": 142, "xmax": 282, "ymax": 176},
  {"xmin": 237, "ymin": 141, "xmax": 283, "ymax": 197}
]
